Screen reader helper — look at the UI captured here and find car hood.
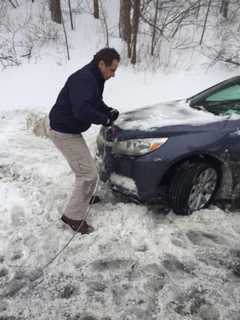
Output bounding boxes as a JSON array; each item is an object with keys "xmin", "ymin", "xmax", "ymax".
[
  {"xmin": 112, "ymin": 99, "xmax": 230, "ymax": 139},
  {"xmin": 115, "ymin": 99, "xmax": 228, "ymax": 131}
]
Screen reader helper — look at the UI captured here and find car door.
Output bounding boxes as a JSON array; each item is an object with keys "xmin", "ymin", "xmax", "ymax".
[
  {"xmin": 186, "ymin": 78, "xmax": 240, "ymax": 199},
  {"xmin": 196, "ymin": 81, "xmax": 240, "ymax": 159}
]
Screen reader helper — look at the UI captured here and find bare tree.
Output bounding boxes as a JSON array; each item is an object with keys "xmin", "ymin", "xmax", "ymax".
[
  {"xmin": 93, "ymin": 0, "xmax": 99, "ymax": 19},
  {"xmin": 151, "ymin": 0, "xmax": 159, "ymax": 56},
  {"xmin": 68, "ymin": 0, "xmax": 74, "ymax": 30},
  {"xmin": 59, "ymin": 1, "xmax": 70, "ymax": 59},
  {"xmin": 199, "ymin": 0, "xmax": 212, "ymax": 45},
  {"xmin": 119, "ymin": 1, "xmax": 131, "ymax": 41},
  {"xmin": 119, "ymin": 0, "xmax": 141, "ymax": 63},
  {"xmin": 119, "ymin": 0, "xmax": 131, "ymax": 58},
  {"xmin": 51, "ymin": 0, "xmax": 61, "ymax": 24},
  {"xmin": 8, "ymin": 0, "xmax": 19, "ymax": 9},
  {"xmin": 131, "ymin": 0, "xmax": 141, "ymax": 64},
  {"xmin": 195, "ymin": 0, "xmax": 201, "ymax": 18},
  {"xmin": 99, "ymin": 0, "xmax": 109, "ymax": 47},
  {"xmin": 220, "ymin": 0, "xmax": 229, "ymax": 18}
]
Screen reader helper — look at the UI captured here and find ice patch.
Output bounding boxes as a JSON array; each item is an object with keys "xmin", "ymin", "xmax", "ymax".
[
  {"xmin": 110, "ymin": 173, "xmax": 138, "ymax": 195},
  {"xmin": 26, "ymin": 112, "xmax": 50, "ymax": 138}
]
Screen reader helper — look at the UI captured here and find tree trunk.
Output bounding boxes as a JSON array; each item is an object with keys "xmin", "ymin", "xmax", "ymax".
[
  {"xmin": 119, "ymin": 0, "xmax": 132, "ymax": 58},
  {"xmin": 51, "ymin": 0, "xmax": 62, "ymax": 24},
  {"xmin": 8, "ymin": 0, "xmax": 17, "ymax": 8},
  {"xmin": 195, "ymin": 0, "xmax": 201, "ymax": 18},
  {"xmin": 220, "ymin": 0, "xmax": 229, "ymax": 18},
  {"xmin": 93, "ymin": 0, "xmax": 99, "ymax": 19},
  {"xmin": 61, "ymin": 7, "xmax": 70, "ymax": 60},
  {"xmin": 99, "ymin": 0, "xmax": 109, "ymax": 47},
  {"xmin": 151, "ymin": 0, "xmax": 159, "ymax": 56},
  {"xmin": 199, "ymin": 0, "xmax": 212, "ymax": 45},
  {"xmin": 68, "ymin": 0, "xmax": 74, "ymax": 30},
  {"xmin": 131, "ymin": 0, "xmax": 140, "ymax": 64}
]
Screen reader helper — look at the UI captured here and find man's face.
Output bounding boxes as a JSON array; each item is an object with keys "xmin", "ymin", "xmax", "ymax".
[{"xmin": 98, "ymin": 59, "xmax": 119, "ymax": 80}]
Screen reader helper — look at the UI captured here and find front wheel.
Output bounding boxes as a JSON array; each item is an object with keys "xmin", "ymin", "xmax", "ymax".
[{"xmin": 168, "ymin": 162, "xmax": 220, "ymax": 215}]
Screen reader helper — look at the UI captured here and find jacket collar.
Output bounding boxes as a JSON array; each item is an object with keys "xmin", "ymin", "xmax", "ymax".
[{"xmin": 89, "ymin": 60, "xmax": 105, "ymax": 83}]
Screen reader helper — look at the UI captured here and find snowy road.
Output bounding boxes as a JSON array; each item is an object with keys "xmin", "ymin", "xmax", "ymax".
[{"xmin": 0, "ymin": 111, "xmax": 240, "ymax": 320}]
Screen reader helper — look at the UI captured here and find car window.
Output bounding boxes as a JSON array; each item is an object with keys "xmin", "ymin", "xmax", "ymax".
[
  {"xmin": 206, "ymin": 84, "xmax": 240, "ymax": 102},
  {"xmin": 223, "ymin": 109, "xmax": 240, "ymax": 116}
]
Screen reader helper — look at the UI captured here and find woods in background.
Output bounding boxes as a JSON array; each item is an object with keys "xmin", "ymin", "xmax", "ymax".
[{"xmin": 0, "ymin": 0, "xmax": 239, "ymax": 68}]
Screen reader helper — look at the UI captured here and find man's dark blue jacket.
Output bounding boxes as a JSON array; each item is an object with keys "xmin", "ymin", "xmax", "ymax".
[{"xmin": 49, "ymin": 60, "xmax": 112, "ymax": 133}]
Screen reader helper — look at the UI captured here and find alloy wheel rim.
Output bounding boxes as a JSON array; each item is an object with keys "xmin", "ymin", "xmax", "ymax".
[{"xmin": 188, "ymin": 168, "xmax": 218, "ymax": 211}]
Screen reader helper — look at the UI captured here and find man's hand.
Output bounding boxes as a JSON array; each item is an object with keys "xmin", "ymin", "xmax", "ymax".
[
  {"xmin": 103, "ymin": 109, "xmax": 119, "ymax": 127},
  {"xmin": 103, "ymin": 117, "xmax": 113, "ymax": 127},
  {"xmin": 109, "ymin": 109, "xmax": 119, "ymax": 121}
]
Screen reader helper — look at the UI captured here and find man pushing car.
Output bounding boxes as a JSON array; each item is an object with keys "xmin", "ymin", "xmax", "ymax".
[{"xmin": 48, "ymin": 48, "xmax": 120, "ymax": 234}]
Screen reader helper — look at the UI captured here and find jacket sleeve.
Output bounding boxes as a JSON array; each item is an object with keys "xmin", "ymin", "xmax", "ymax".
[
  {"xmin": 67, "ymin": 74, "xmax": 109, "ymax": 125},
  {"xmin": 98, "ymin": 99, "xmax": 113, "ymax": 116}
]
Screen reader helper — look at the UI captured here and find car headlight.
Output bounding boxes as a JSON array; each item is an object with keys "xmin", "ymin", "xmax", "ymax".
[{"xmin": 113, "ymin": 138, "xmax": 168, "ymax": 156}]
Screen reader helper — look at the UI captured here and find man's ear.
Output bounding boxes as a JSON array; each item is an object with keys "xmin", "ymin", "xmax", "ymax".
[{"xmin": 98, "ymin": 60, "xmax": 105, "ymax": 69}]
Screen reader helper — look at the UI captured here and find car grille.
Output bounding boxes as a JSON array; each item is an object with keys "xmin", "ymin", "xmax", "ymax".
[
  {"xmin": 96, "ymin": 130, "xmax": 113, "ymax": 148},
  {"xmin": 96, "ymin": 127, "xmax": 114, "ymax": 181}
]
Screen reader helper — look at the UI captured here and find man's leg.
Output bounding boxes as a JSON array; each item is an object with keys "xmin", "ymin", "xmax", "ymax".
[{"xmin": 48, "ymin": 129, "xmax": 97, "ymax": 221}]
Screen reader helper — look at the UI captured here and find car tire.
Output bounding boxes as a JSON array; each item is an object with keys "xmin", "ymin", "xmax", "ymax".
[{"xmin": 168, "ymin": 162, "xmax": 220, "ymax": 215}]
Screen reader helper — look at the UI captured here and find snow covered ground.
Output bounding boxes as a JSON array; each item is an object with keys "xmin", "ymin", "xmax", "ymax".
[
  {"xmin": 1, "ymin": 66, "xmax": 240, "ymax": 319},
  {"xmin": 1, "ymin": 5, "xmax": 240, "ymax": 317}
]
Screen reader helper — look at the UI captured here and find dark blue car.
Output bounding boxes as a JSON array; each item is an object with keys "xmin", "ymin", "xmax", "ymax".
[{"xmin": 96, "ymin": 76, "xmax": 240, "ymax": 214}]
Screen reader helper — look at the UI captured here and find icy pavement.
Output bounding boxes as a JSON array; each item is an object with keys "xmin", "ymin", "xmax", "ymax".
[{"xmin": 0, "ymin": 110, "xmax": 240, "ymax": 320}]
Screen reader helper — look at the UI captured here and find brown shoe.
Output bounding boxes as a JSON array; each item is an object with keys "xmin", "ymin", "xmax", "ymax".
[{"xmin": 61, "ymin": 215, "xmax": 94, "ymax": 234}]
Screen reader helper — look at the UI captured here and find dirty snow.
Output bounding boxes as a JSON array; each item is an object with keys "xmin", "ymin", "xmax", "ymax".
[
  {"xmin": 1, "ymin": 4, "xmax": 240, "ymax": 318},
  {"xmin": 0, "ymin": 107, "xmax": 240, "ymax": 319},
  {"xmin": 110, "ymin": 173, "xmax": 138, "ymax": 195}
]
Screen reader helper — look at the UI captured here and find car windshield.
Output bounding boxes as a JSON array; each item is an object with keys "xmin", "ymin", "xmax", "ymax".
[
  {"xmin": 192, "ymin": 83, "xmax": 240, "ymax": 116},
  {"xmin": 206, "ymin": 84, "xmax": 240, "ymax": 102}
]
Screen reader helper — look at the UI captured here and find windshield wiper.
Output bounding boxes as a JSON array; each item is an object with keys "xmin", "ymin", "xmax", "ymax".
[{"xmin": 191, "ymin": 105, "xmax": 207, "ymax": 111}]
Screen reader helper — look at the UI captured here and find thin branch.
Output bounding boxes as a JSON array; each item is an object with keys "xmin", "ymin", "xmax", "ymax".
[
  {"xmin": 141, "ymin": 0, "xmax": 202, "ymax": 32},
  {"xmin": 68, "ymin": 0, "xmax": 74, "ymax": 30},
  {"xmin": 99, "ymin": 0, "xmax": 109, "ymax": 47},
  {"xmin": 199, "ymin": 0, "xmax": 212, "ymax": 45},
  {"xmin": 8, "ymin": 0, "xmax": 17, "ymax": 9},
  {"xmin": 60, "ymin": 3, "xmax": 70, "ymax": 60},
  {"xmin": 224, "ymin": 58, "xmax": 240, "ymax": 66}
]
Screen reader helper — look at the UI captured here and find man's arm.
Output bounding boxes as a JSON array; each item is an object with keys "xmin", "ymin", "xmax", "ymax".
[
  {"xmin": 67, "ymin": 74, "xmax": 109, "ymax": 125},
  {"xmin": 98, "ymin": 99, "xmax": 120, "ymax": 122},
  {"xmin": 98, "ymin": 100, "xmax": 113, "ymax": 114}
]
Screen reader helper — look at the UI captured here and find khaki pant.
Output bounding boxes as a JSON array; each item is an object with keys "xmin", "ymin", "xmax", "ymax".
[{"xmin": 48, "ymin": 127, "xmax": 97, "ymax": 221}]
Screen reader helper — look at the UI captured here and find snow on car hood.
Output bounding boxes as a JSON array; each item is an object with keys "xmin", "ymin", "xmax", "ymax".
[{"xmin": 115, "ymin": 99, "xmax": 227, "ymax": 131}]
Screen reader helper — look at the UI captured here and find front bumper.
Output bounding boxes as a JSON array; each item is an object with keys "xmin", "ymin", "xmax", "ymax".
[{"xmin": 96, "ymin": 129, "xmax": 169, "ymax": 202}]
